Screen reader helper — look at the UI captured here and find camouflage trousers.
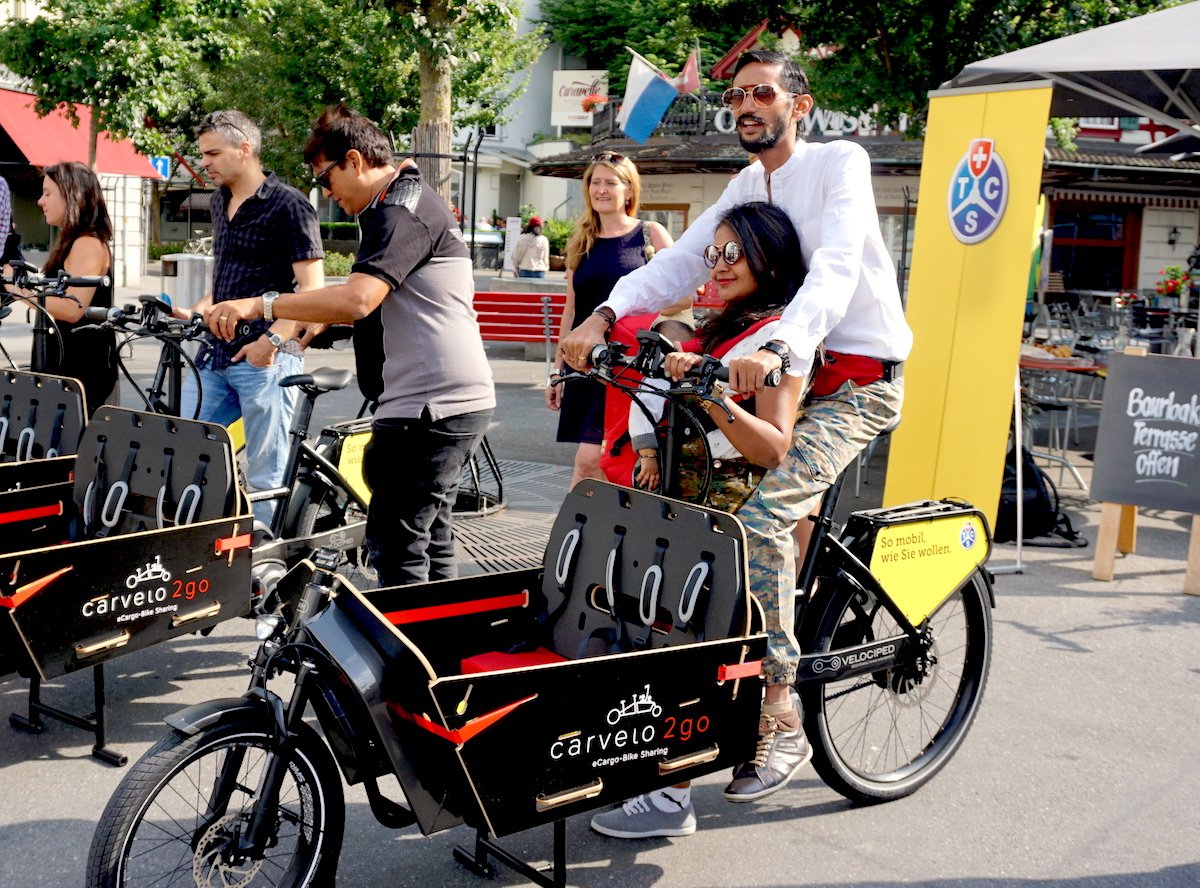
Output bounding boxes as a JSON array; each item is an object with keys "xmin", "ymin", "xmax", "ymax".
[{"xmin": 734, "ymin": 377, "xmax": 904, "ymax": 685}]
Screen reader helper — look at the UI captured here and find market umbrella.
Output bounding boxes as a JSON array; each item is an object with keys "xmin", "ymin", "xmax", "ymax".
[{"xmin": 947, "ymin": 2, "xmax": 1200, "ymax": 134}]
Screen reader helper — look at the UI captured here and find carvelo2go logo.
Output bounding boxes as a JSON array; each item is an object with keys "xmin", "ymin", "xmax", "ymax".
[{"xmin": 947, "ymin": 138, "xmax": 1008, "ymax": 244}]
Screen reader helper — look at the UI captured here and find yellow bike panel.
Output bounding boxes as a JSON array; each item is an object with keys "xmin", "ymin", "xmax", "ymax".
[
  {"xmin": 227, "ymin": 418, "xmax": 246, "ymax": 453},
  {"xmin": 870, "ymin": 514, "xmax": 990, "ymax": 626},
  {"xmin": 338, "ymin": 431, "xmax": 373, "ymax": 504}
]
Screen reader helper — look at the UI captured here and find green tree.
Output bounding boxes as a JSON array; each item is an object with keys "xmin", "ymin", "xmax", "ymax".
[
  {"xmin": 0, "ymin": 0, "xmax": 263, "ymax": 165},
  {"xmin": 382, "ymin": 0, "xmax": 547, "ymax": 204},
  {"xmin": 540, "ymin": 0, "xmax": 775, "ymax": 95},
  {"xmin": 791, "ymin": 0, "xmax": 1179, "ymax": 134},
  {"xmin": 206, "ymin": 0, "xmax": 544, "ymax": 193}
]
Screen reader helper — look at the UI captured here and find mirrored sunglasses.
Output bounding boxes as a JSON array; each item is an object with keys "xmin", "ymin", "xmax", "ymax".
[
  {"xmin": 721, "ymin": 84, "xmax": 795, "ymax": 109},
  {"xmin": 703, "ymin": 241, "xmax": 743, "ymax": 268}
]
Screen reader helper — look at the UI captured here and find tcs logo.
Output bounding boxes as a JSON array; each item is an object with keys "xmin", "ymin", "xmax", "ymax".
[{"xmin": 947, "ymin": 138, "xmax": 1008, "ymax": 244}]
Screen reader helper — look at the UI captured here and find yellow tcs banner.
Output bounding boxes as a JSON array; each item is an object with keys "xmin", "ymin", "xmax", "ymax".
[{"xmin": 884, "ymin": 84, "xmax": 1052, "ymax": 530}]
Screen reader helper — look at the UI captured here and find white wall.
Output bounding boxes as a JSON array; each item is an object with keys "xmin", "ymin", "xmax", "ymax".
[
  {"xmin": 99, "ymin": 174, "xmax": 147, "ymax": 287},
  {"xmin": 1138, "ymin": 206, "xmax": 1199, "ymax": 292}
]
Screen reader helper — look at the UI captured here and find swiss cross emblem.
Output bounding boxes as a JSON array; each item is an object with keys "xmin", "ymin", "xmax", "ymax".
[
  {"xmin": 947, "ymin": 136, "xmax": 1009, "ymax": 245},
  {"xmin": 968, "ymin": 139, "xmax": 993, "ymax": 177}
]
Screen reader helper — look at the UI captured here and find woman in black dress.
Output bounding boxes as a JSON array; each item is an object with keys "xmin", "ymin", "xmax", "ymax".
[
  {"xmin": 35, "ymin": 161, "xmax": 118, "ymax": 415},
  {"xmin": 545, "ymin": 152, "xmax": 672, "ymax": 486}
]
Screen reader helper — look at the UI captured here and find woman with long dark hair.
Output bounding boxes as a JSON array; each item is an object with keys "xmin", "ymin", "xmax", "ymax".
[
  {"xmin": 36, "ymin": 161, "xmax": 117, "ymax": 414},
  {"xmin": 625, "ymin": 200, "xmax": 809, "ymax": 511},
  {"xmin": 593, "ymin": 201, "xmax": 808, "ymax": 838}
]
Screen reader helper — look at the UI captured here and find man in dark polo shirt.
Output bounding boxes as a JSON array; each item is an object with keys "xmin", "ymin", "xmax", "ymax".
[
  {"xmin": 207, "ymin": 105, "xmax": 495, "ymax": 586},
  {"xmin": 182, "ymin": 110, "xmax": 324, "ymax": 528}
]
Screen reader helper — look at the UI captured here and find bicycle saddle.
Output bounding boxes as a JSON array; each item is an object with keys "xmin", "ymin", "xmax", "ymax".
[{"xmin": 279, "ymin": 367, "xmax": 354, "ymax": 393}]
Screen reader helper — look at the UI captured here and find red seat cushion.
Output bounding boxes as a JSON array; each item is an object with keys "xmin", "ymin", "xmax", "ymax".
[{"xmin": 460, "ymin": 648, "xmax": 566, "ymax": 674}]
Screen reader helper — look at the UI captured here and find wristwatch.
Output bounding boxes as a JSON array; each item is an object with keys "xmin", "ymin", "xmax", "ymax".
[
  {"xmin": 267, "ymin": 331, "xmax": 284, "ymax": 349},
  {"xmin": 758, "ymin": 340, "xmax": 791, "ymax": 373},
  {"xmin": 261, "ymin": 290, "xmax": 279, "ymax": 322}
]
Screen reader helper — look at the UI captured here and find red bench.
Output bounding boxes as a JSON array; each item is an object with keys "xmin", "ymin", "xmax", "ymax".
[{"xmin": 473, "ymin": 291, "xmax": 567, "ymax": 372}]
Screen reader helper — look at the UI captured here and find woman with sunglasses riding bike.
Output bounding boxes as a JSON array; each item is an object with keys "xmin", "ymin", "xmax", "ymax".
[
  {"xmin": 591, "ymin": 199, "xmax": 809, "ymax": 839},
  {"xmin": 546, "ymin": 153, "xmax": 673, "ymax": 488}
]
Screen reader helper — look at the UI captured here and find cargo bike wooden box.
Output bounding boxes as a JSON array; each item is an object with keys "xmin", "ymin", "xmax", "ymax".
[
  {"xmin": 319, "ymin": 481, "xmax": 768, "ymax": 842},
  {"xmin": 87, "ymin": 471, "xmax": 995, "ymax": 887},
  {"xmin": 0, "ymin": 403, "xmax": 253, "ymax": 764}
]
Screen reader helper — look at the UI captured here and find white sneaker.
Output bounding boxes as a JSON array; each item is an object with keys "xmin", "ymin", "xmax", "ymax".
[{"xmin": 589, "ymin": 792, "xmax": 697, "ymax": 838}]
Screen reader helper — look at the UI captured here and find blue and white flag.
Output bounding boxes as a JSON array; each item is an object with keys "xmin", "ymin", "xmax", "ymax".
[{"xmin": 616, "ymin": 50, "xmax": 679, "ymax": 143}]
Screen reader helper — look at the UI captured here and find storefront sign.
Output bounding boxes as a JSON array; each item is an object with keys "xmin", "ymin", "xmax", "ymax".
[
  {"xmin": 1091, "ymin": 353, "xmax": 1200, "ymax": 513},
  {"xmin": 551, "ymin": 70, "xmax": 608, "ymax": 127}
]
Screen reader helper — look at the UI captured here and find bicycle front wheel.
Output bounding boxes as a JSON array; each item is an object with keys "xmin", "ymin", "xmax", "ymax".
[
  {"xmin": 799, "ymin": 567, "xmax": 993, "ymax": 804},
  {"xmin": 87, "ymin": 720, "xmax": 344, "ymax": 888}
]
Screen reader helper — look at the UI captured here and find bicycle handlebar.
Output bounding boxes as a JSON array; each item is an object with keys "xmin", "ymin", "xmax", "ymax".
[
  {"xmin": 582, "ymin": 329, "xmax": 781, "ymax": 396},
  {"xmin": 2, "ymin": 263, "xmax": 110, "ymax": 294}
]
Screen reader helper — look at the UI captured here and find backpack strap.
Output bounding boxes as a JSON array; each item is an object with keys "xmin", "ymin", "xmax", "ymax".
[{"xmin": 640, "ymin": 221, "xmax": 655, "ymax": 262}]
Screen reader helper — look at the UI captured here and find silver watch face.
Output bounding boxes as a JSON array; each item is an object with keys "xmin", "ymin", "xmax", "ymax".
[{"xmin": 268, "ymin": 333, "xmax": 283, "ymax": 347}]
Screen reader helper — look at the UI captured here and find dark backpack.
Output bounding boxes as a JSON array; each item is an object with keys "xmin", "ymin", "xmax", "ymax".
[{"xmin": 994, "ymin": 443, "xmax": 1086, "ymax": 546}]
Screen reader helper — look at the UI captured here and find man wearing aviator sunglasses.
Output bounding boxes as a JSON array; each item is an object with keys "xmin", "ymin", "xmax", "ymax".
[{"xmin": 564, "ymin": 49, "xmax": 912, "ymax": 831}]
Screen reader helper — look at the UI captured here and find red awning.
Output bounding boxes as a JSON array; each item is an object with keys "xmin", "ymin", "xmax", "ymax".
[{"xmin": 0, "ymin": 89, "xmax": 162, "ymax": 178}]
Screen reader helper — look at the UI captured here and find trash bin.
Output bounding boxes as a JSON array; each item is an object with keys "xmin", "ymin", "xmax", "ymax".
[{"xmin": 160, "ymin": 253, "xmax": 214, "ymax": 307}]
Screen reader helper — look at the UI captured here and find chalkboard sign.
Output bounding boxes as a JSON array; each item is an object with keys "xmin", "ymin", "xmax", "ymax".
[{"xmin": 1091, "ymin": 353, "xmax": 1200, "ymax": 513}]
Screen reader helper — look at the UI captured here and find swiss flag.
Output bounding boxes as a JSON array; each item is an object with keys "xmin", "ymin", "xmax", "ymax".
[
  {"xmin": 968, "ymin": 138, "xmax": 994, "ymax": 177},
  {"xmin": 674, "ymin": 50, "xmax": 701, "ymax": 94}
]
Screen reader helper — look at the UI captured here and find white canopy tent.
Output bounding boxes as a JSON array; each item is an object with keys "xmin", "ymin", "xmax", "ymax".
[{"xmin": 948, "ymin": 2, "xmax": 1200, "ymax": 137}]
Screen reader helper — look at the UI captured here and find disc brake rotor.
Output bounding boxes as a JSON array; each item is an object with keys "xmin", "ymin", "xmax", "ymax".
[{"xmin": 192, "ymin": 812, "xmax": 264, "ymax": 888}]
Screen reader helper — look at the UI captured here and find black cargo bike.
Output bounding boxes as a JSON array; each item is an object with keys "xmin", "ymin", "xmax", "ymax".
[{"xmin": 84, "ymin": 334, "xmax": 996, "ymax": 887}]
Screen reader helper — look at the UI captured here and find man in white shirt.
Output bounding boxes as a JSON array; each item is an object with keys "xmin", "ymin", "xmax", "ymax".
[{"xmin": 565, "ymin": 50, "xmax": 912, "ymax": 836}]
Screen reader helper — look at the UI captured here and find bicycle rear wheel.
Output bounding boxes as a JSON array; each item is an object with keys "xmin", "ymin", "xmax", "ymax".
[{"xmin": 798, "ymin": 567, "xmax": 993, "ymax": 803}]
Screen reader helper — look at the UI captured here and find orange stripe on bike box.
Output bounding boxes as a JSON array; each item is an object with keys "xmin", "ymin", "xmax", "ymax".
[
  {"xmin": 0, "ymin": 566, "xmax": 73, "ymax": 610},
  {"xmin": 0, "ymin": 501, "xmax": 63, "ymax": 525},
  {"xmin": 387, "ymin": 694, "xmax": 538, "ymax": 744},
  {"xmin": 384, "ymin": 591, "xmax": 528, "ymax": 626},
  {"xmin": 214, "ymin": 532, "xmax": 253, "ymax": 554},
  {"xmin": 717, "ymin": 660, "xmax": 761, "ymax": 681}
]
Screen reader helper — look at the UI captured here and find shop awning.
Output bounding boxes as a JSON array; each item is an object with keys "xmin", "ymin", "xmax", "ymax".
[
  {"xmin": 1046, "ymin": 187, "xmax": 1200, "ymax": 209},
  {"xmin": 0, "ymin": 89, "xmax": 162, "ymax": 178}
]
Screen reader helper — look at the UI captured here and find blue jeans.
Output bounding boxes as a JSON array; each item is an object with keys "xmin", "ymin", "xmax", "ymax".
[
  {"xmin": 181, "ymin": 353, "xmax": 302, "ymax": 527},
  {"xmin": 518, "ymin": 269, "xmax": 546, "ymax": 278},
  {"xmin": 364, "ymin": 408, "xmax": 493, "ymax": 586}
]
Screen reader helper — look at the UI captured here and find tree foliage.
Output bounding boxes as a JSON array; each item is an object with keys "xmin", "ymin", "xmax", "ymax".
[
  {"xmin": 0, "ymin": 0, "xmax": 544, "ymax": 190},
  {"xmin": 0, "ymin": 0, "xmax": 264, "ymax": 161},
  {"xmin": 539, "ymin": 0, "xmax": 778, "ymax": 95},
  {"xmin": 205, "ymin": 0, "xmax": 544, "ymax": 183},
  {"xmin": 791, "ymin": 0, "xmax": 1180, "ymax": 133}
]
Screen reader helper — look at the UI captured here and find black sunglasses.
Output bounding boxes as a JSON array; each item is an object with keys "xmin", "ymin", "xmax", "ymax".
[
  {"xmin": 202, "ymin": 111, "xmax": 250, "ymax": 143},
  {"xmin": 703, "ymin": 241, "xmax": 744, "ymax": 268},
  {"xmin": 312, "ymin": 160, "xmax": 339, "ymax": 190},
  {"xmin": 591, "ymin": 152, "xmax": 625, "ymax": 165},
  {"xmin": 721, "ymin": 84, "xmax": 796, "ymax": 110}
]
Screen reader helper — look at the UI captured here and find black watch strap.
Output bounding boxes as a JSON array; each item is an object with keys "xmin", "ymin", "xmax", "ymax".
[{"xmin": 758, "ymin": 341, "xmax": 791, "ymax": 372}]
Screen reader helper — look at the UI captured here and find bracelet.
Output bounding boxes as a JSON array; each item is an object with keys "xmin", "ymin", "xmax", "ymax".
[
  {"xmin": 592, "ymin": 307, "xmax": 616, "ymax": 330},
  {"xmin": 638, "ymin": 452, "xmax": 658, "ymax": 460}
]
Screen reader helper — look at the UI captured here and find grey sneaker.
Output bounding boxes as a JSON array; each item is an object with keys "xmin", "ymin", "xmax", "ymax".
[
  {"xmin": 590, "ymin": 793, "xmax": 697, "ymax": 838},
  {"xmin": 723, "ymin": 717, "xmax": 813, "ymax": 803}
]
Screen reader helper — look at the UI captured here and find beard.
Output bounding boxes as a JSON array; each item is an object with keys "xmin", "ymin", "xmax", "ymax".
[{"xmin": 737, "ymin": 114, "xmax": 789, "ymax": 153}]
